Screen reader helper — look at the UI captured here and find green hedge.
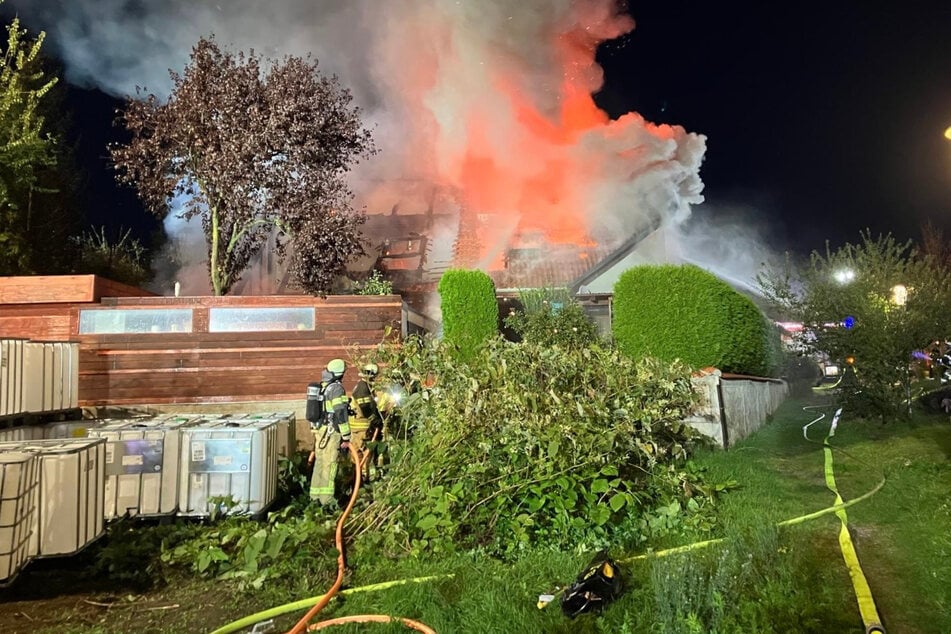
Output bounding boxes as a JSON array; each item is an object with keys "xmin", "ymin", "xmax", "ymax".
[
  {"xmin": 612, "ymin": 264, "xmax": 781, "ymax": 376},
  {"xmin": 438, "ymin": 269, "xmax": 499, "ymax": 360}
]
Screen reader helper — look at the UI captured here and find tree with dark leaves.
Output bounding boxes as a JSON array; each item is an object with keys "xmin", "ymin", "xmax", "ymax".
[{"xmin": 111, "ymin": 36, "xmax": 375, "ymax": 295}]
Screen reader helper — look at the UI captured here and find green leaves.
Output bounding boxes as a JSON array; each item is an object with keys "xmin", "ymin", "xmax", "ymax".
[
  {"xmin": 439, "ymin": 269, "xmax": 499, "ymax": 361},
  {"xmin": 351, "ymin": 335, "xmax": 716, "ymax": 558},
  {"xmin": 760, "ymin": 230, "xmax": 951, "ymax": 420},
  {"xmin": 0, "ymin": 13, "xmax": 61, "ymax": 276},
  {"xmin": 613, "ymin": 264, "xmax": 781, "ymax": 377}
]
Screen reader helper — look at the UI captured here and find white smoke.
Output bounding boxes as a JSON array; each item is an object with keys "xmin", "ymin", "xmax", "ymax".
[
  {"xmin": 13, "ymin": 0, "xmax": 707, "ymax": 275},
  {"xmin": 669, "ymin": 204, "xmax": 785, "ymax": 297}
]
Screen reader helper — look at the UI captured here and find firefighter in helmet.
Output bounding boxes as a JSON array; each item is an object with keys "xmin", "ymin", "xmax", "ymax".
[
  {"xmin": 307, "ymin": 358, "xmax": 351, "ymax": 506},
  {"xmin": 350, "ymin": 362, "xmax": 384, "ymax": 480}
]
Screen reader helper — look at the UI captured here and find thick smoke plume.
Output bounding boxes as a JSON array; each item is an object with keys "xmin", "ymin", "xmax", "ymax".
[{"xmin": 14, "ymin": 0, "xmax": 706, "ymax": 280}]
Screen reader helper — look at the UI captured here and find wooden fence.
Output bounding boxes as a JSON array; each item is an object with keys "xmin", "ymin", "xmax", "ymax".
[
  {"xmin": 0, "ymin": 275, "xmax": 156, "ymax": 340},
  {"xmin": 72, "ymin": 295, "xmax": 402, "ymax": 406}
]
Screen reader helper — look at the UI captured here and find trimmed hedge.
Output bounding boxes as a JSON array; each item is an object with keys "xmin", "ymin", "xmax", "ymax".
[
  {"xmin": 438, "ymin": 269, "xmax": 499, "ymax": 360},
  {"xmin": 612, "ymin": 264, "xmax": 781, "ymax": 377}
]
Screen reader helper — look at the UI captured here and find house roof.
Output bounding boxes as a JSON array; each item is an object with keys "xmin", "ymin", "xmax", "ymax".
[{"xmin": 569, "ymin": 215, "xmax": 664, "ymax": 295}]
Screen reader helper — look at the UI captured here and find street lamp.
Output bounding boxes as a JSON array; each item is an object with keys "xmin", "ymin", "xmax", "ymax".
[{"xmin": 834, "ymin": 268, "xmax": 856, "ymax": 284}]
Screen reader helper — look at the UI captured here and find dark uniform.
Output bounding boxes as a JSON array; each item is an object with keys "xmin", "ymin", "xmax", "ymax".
[{"xmin": 350, "ymin": 366, "xmax": 383, "ymax": 478}]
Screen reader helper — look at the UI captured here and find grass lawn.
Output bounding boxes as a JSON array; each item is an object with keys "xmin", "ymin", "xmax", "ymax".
[
  {"xmin": 3, "ymin": 391, "xmax": 948, "ymax": 633},
  {"xmin": 693, "ymin": 392, "xmax": 951, "ymax": 634}
]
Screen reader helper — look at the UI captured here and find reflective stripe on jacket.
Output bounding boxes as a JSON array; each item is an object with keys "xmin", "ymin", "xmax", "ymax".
[{"xmin": 322, "ymin": 380, "xmax": 351, "ymax": 440}]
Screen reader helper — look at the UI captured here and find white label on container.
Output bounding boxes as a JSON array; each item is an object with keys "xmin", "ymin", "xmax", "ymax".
[
  {"xmin": 191, "ymin": 441, "xmax": 206, "ymax": 462},
  {"xmin": 105, "ymin": 443, "xmax": 115, "ymax": 463},
  {"xmin": 213, "ymin": 455, "xmax": 233, "ymax": 466},
  {"xmin": 122, "ymin": 454, "xmax": 144, "ymax": 466}
]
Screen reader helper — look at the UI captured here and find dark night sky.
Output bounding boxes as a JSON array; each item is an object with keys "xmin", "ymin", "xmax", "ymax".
[
  {"xmin": 12, "ymin": 1, "xmax": 951, "ymax": 256},
  {"xmin": 596, "ymin": 2, "xmax": 951, "ymax": 253}
]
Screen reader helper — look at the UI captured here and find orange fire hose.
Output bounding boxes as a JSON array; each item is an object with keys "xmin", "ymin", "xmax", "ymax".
[
  {"xmin": 308, "ymin": 615, "xmax": 436, "ymax": 632},
  {"xmin": 286, "ymin": 441, "xmax": 433, "ymax": 634}
]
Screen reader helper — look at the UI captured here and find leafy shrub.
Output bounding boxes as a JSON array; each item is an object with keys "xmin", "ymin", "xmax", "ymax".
[
  {"xmin": 504, "ymin": 287, "xmax": 600, "ymax": 348},
  {"xmin": 438, "ymin": 269, "xmax": 498, "ymax": 361},
  {"xmin": 159, "ymin": 500, "xmax": 336, "ymax": 590},
  {"xmin": 350, "ymin": 336, "xmax": 721, "ymax": 558},
  {"xmin": 613, "ymin": 264, "xmax": 781, "ymax": 377},
  {"xmin": 73, "ymin": 225, "xmax": 151, "ymax": 287},
  {"xmin": 357, "ymin": 269, "xmax": 394, "ymax": 295}
]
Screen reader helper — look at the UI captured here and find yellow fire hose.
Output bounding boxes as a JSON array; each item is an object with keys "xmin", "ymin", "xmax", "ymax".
[
  {"xmin": 807, "ymin": 407, "xmax": 885, "ymax": 634},
  {"xmin": 538, "ymin": 404, "xmax": 888, "ymax": 634}
]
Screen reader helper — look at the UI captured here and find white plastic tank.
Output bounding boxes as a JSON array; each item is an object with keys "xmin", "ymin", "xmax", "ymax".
[
  {"xmin": 0, "ymin": 427, "xmax": 43, "ymax": 443},
  {"xmin": 178, "ymin": 419, "xmax": 279, "ymax": 517},
  {"xmin": 20, "ymin": 342, "xmax": 46, "ymax": 414},
  {"xmin": 42, "ymin": 419, "xmax": 109, "ymax": 440},
  {"xmin": 1, "ymin": 339, "xmax": 25, "ymax": 416},
  {"xmin": 0, "ymin": 438, "xmax": 106, "ymax": 557},
  {"xmin": 0, "ymin": 451, "xmax": 39, "ymax": 585},
  {"xmin": 88, "ymin": 418, "xmax": 196, "ymax": 519},
  {"xmin": 225, "ymin": 412, "xmax": 297, "ymax": 457}
]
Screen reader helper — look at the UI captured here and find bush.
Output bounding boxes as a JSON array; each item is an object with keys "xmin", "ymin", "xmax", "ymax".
[
  {"xmin": 73, "ymin": 226, "xmax": 151, "ymax": 287},
  {"xmin": 503, "ymin": 287, "xmax": 601, "ymax": 348},
  {"xmin": 356, "ymin": 269, "xmax": 393, "ymax": 295},
  {"xmin": 438, "ymin": 269, "xmax": 498, "ymax": 361},
  {"xmin": 350, "ymin": 336, "xmax": 725, "ymax": 559},
  {"xmin": 613, "ymin": 264, "xmax": 781, "ymax": 377}
]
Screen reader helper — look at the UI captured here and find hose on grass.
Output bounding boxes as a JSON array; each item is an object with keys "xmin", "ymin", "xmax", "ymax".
[
  {"xmin": 284, "ymin": 442, "xmax": 365, "ymax": 634},
  {"xmin": 280, "ymin": 443, "xmax": 435, "ymax": 634},
  {"xmin": 308, "ymin": 615, "xmax": 436, "ymax": 632},
  {"xmin": 537, "ymin": 401, "xmax": 888, "ymax": 625},
  {"xmin": 801, "ymin": 406, "xmax": 886, "ymax": 634},
  {"xmin": 208, "ymin": 441, "xmax": 437, "ymax": 634},
  {"xmin": 208, "ymin": 576, "xmax": 452, "ymax": 634}
]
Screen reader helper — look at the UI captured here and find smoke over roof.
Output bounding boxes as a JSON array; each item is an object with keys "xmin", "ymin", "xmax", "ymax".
[{"xmin": 16, "ymin": 0, "xmax": 707, "ymax": 273}]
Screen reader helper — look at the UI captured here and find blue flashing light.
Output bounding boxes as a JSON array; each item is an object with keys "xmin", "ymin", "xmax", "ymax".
[{"xmin": 843, "ymin": 316, "xmax": 855, "ymax": 330}]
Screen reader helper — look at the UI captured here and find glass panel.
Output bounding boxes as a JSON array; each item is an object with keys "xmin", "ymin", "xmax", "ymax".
[
  {"xmin": 208, "ymin": 307, "xmax": 315, "ymax": 332},
  {"xmin": 78, "ymin": 309, "xmax": 193, "ymax": 334}
]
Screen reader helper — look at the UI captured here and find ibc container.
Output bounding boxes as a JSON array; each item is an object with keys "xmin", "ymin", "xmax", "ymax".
[
  {"xmin": 0, "ymin": 451, "xmax": 39, "ymax": 585},
  {"xmin": 227, "ymin": 412, "xmax": 297, "ymax": 457},
  {"xmin": 42, "ymin": 420, "xmax": 106, "ymax": 439},
  {"xmin": 61, "ymin": 342, "xmax": 80, "ymax": 410},
  {"xmin": 88, "ymin": 418, "xmax": 194, "ymax": 519},
  {"xmin": 45, "ymin": 343, "xmax": 63, "ymax": 412},
  {"xmin": 1, "ymin": 339, "xmax": 25, "ymax": 416},
  {"xmin": 21, "ymin": 342, "xmax": 48, "ymax": 414},
  {"xmin": 0, "ymin": 438, "xmax": 106, "ymax": 557},
  {"xmin": 0, "ymin": 427, "xmax": 43, "ymax": 443},
  {"xmin": 178, "ymin": 419, "xmax": 279, "ymax": 517}
]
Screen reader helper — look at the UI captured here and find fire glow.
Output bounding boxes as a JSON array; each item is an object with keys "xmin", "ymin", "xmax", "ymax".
[
  {"xmin": 27, "ymin": 0, "xmax": 709, "ymax": 277},
  {"xmin": 363, "ymin": 0, "xmax": 707, "ymax": 264}
]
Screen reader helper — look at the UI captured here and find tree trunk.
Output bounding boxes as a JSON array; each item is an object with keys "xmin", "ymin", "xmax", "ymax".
[{"xmin": 210, "ymin": 206, "xmax": 223, "ymax": 296}]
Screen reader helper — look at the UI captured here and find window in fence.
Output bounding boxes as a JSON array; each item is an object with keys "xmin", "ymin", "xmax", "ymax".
[
  {"xmin": 78, "ymin": 309, "xmax": 194, "ymax": 334},
  {"xmin": 208, "ymin": 307, "xmax": 315, "ymax": 332}
]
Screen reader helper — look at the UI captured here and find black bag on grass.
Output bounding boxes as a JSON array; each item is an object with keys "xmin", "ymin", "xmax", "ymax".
[{"xmin": 560, "ymin": 554, "xmax": 624, "ymax": 618}]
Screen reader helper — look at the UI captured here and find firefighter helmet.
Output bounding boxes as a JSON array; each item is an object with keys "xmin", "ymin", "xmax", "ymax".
[
  {"xmin": 361, "ymin": 362, "xmax": 379, "ymax": 377},
  {"xmin": 327, "ymin": 358, "xmax": 346, "ymax": 376}
]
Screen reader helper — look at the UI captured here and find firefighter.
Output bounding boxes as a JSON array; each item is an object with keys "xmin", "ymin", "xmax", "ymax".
[
  {"xmin": 350, "ymin": 362, "xmax": 384, "ymax": 480},
  {"xmin": 307, "ymin": 358, "xmax": 351, "ymax": 506}
]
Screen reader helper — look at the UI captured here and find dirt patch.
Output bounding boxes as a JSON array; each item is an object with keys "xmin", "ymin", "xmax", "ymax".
[{"xmin": 0, "ymin": 561, "xmax": 273, "ymax": 634}]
